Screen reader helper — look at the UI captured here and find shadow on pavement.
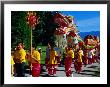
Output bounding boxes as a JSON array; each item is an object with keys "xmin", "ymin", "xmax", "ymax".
[
  {"xmin": 57, "ymin": 69, "xmax": 65, "ymax": 71},
  {"xmin": 87, "ymin": 65, "xmax": 98, "ymax": 68},
  {"xmin": 40, "ymin": 74, "xmax": 58, "ymax": 77},
  {"xmin": 82, "ymin": 70, "xmax": 99, "ymax": 73},
  {"xmin": 79, "ymin": 72, "xmax": 99, "ymax": 77}
]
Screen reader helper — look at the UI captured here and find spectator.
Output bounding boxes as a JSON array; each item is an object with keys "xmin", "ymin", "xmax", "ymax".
[{"xmin": 13, "ymin": 43, "xmax": 26, "ymax": 77}]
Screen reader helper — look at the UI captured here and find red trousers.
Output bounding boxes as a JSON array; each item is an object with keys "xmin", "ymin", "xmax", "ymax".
[
  {"xmin": 88, "ymin": 58, "xmax": 93, "ymax": 64},
  {"xmin": 83, "ymin": 56, "xmax": 88, "ymax": 65},
  {"xmin": 74, "ymin": 61, "xmax": 82, "ymax": 73},
  {"xmin": 56, "ymin": 56, "xmax": 61, "ymax": 64},
  {"xmin": 64, "ymin": 57, "xmax": 72, "ymax": 77},
  {"xmin": 32, "ymin": 63, "xmax": 41, "ymax": 77},
  {"xmin": 94, "ymin": 56, "xmax": 99, "ymax": 63},
  {"xmin": 48, "ymin": 64, "xmax": 57, "ymax": 75},
  {"xmin": 92, "ymin": 56, "xmax": 95, "ymax": 63}
]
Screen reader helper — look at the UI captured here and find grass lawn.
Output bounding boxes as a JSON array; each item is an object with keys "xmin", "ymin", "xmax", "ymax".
[
  {"xmin": 36, "ymin": 46, "xmax": 65, "ymax": 64},
  {"xmin": 36, "ymin": 46, "xmax": 47, "ymax": 64},
  {"xmin": 24, "ymin": 45, "xmax": 65, "ymax": 65}
]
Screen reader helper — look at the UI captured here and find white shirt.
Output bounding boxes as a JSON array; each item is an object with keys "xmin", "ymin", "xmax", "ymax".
[
  {"xmin": 88, "ymin": 50, "xmax": 93, "ymax": 59},
  {"xmin": 73, "ymin": 36, "xmax": 78, "ymax": 44}
]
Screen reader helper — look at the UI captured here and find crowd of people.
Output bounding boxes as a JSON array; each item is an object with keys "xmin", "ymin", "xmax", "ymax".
[{"xmin": 11, "ymin": 41, "xmax": 100, "ymax": 77}]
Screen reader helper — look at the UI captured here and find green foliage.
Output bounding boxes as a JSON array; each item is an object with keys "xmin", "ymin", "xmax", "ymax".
[
  {"xmin": 11, "ymin": 11, "xmax": 31, "ymax": 50},
  {"xmin": 11, "ymin": 11, "xmax": 59, "ymax": 50},
  {"xmin": 33, "ymin": 11, "xmax": 58, "ymax": 47}
]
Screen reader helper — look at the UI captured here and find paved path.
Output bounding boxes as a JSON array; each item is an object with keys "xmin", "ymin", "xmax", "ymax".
[{"xmin": 25, "ymin": 62, "xmax": 100, "ymax": 77}]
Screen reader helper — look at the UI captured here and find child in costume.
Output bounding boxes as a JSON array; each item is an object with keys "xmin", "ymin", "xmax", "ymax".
[
  {"xmin": 54, "ymin": 47, "xmax": 62, "ymax": 66},
  {"xmin": 48, "ymin": 46, "xmax": 58, "ymax": 76},
  {"xmin": 83, "ymin": 49, "xmax": 88, "ymax": 66},
  {"xmin": 64, "ymin": 46, "xmax": 74, "ymax": 77},
  {"xmin": 38, "ymin": 48, "xmax": 44, "ymax": 73},
  {"xmin": 74, "ymin": 48, "xmax": 83, "ymax": 73}
]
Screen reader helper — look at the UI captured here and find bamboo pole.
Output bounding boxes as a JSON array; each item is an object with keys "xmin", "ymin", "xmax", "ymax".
[
  {"xmin": 30, "ymin": 27, "xmax": 32, "ymax": 75},
  {"xmin": 31, "ymin": 28, "xmax": 32, "ymax": 60}
]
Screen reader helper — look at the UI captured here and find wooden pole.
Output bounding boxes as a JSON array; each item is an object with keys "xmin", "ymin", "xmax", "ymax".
[
  {"xmin": 31, "ymin": 28, "xmax": 32, "ymax": 59},
  {"xmin": 30, "ymin": 27, "xmax": 32, "ymax": 74},
  {"xmin": 27, "ymin": 11, "xmax": 38, "ymax": 76}
]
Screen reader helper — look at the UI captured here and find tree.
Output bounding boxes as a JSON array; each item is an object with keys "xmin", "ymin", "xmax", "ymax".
[
  {"xmin": 11, "ymin": 11, "xmax": 31, "ymax": 50},
  {"xmin": 33, "ymin": 11, "xmax": 58, "ymax": 47},
  {"xmin": 11, "ymin": 11, "xmax": 59, "ymax": 50}
]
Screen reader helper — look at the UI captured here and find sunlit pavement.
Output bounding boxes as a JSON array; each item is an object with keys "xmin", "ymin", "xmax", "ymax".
[{"xmin": 24, "ymin": 62, "xmax": 100, "ymax": 77}]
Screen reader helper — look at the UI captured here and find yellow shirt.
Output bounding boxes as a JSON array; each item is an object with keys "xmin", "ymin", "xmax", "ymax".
[
  {"xmin": 49, "ymin": 50, "xmax": 58, "ymax": 64},
  {"xmin": 77, "ymin": 50, "xmax": 83, "ymax": 62},
  {"xmin": 11, "ymin": 55, "xmax": 15, "ymax": 65},
  {"xmin": 91, "ymin": 49, "xmax": 95, "ymax": 56},
  {"xmin": 31, "ymin": 50, "xmax": 40, "ymax": 64},
  {"xmin": 66, "ymin": 50, "xmax": 74, "ymax": 59},
  {"xmin": 13, "ymin": 49, "xmax": 26, "ymax": 63}
]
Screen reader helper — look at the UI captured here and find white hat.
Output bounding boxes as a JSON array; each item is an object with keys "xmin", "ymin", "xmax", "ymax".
[{"xmin": 38, "ymin": 48, "xmax": 41, "ymax": 50}]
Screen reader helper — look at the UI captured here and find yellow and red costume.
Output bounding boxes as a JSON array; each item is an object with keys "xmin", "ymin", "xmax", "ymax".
[
  {"xmin": 64, "ymin": 49, "xmax": 74, "ymax": 77},
  {"xmin": 31, "ymin": 50, "xmax": 41, "ymax": 77},
  {"xmin": 83, "ymin": 50, "xmax": 88, "ymax": 65},
  {"xmin": 74, "ymin": 49, "xmax": 83, "ymax": 73},
  {"xmin": 48, "ymin": 50, "xmax": 58, "ymax": 75}
]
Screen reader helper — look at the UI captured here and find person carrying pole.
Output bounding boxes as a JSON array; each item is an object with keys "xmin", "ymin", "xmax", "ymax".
[{"xmin": 27, "ymin": 47, "xmax": 41, "ymax": 77}]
